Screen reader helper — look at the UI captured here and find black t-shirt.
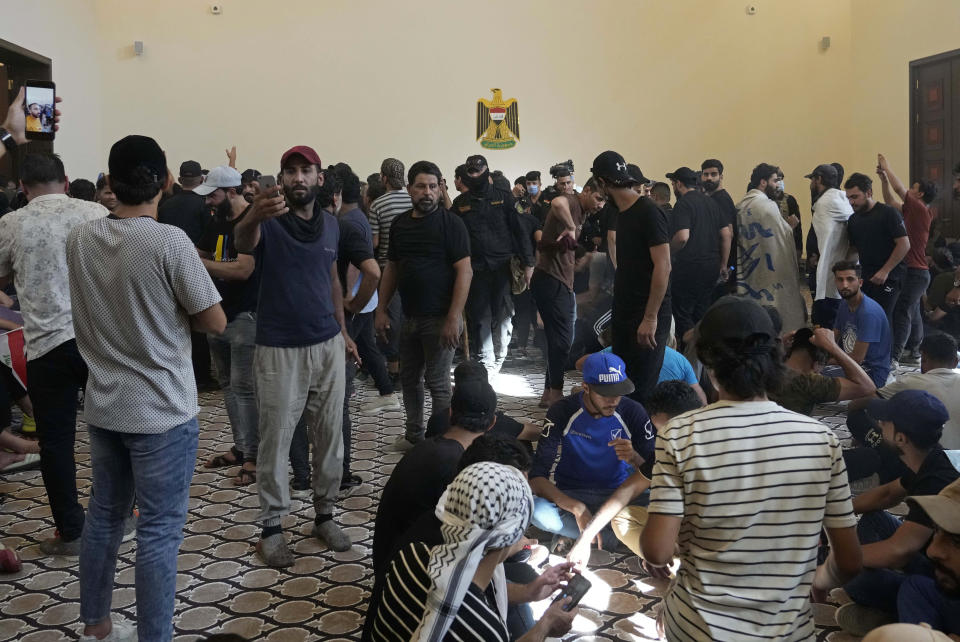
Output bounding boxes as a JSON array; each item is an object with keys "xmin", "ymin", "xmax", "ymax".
[
  {"xmin": 597, "ymin": 201, "xmax": 618, "ymax": 253},
  {"xmin": 709, "ymin": 188, "xmax": 738, "ymax": 269},
  {"xmin": 901, "ymin": 446, "xmax": 960, "ymax": 527},
  {"xmin": 371, "ymin": 436, "xmax": 465, "ymax": 577},
  {"xmin": 425, "ymin": 410, "xmax": 525, "ymax": 442},
  {"xmin": 847, "ymin": 202, "xmax": 908, "ymax": 280},
  {"xmin": 158, "ymin": 190, "xmax": 211, "ymax": 244},
  {"xmin": 613, "ymin": 196, "xmax": 671, "ymax": 322},
  {"xmin": 670, "ymin": 189, "xmax": 723, "ymax": 271},
  {"xmin": 337, "ymin": 207, "xmax": 375, "ymax": 293},
  {"xmin": 196, "ymin": 210, "xmax": 258, "ymax": 322},
  {"xmin": 387, "ymin": 207, "xmax": 471, "ymax": 318}
]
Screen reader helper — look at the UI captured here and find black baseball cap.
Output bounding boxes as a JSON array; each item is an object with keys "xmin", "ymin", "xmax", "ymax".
[
  {"xmin": 627, "ymin": 164, "xmax": 648, "ymax": 185},
  {"xmin": 666, "ymin": 167, "xmax": 699, "ymax": 186},
  {"xmin": 465, "ymin": 155, "xmax": 488, "ymax": 173},
  {"xmin": 804, "ymin": 164, "xmax": 839, "ymax": 182},
  {"xmin": 451, "ymin": 379, "xmax": 498, "ymax": 421},
  {"xmin": 179, "ymin": 160, "xmax": 202, "ymax": 178},
  {"xmin": 240, "ymin": 169, "xmax": 261, "ymax": 184},
  {"xmin": 109, "ymin": 135, "xmax": 168, "ymax": 186},
  {"xmin": 591, "ymin": 150, "xmax": 637, "ymax": 186},
  {"xmin": 867, "ymin": 390, "xmax": 948, "ymax": 443},
  {"xmin": 698, "ymin": 296, "xmax": 777, "ymax": 345}
]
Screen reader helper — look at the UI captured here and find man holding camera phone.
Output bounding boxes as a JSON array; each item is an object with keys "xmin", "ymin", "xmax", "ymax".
[{"xmin": 234, "ymin": 145, "xmax": 360, "ymax": 567}]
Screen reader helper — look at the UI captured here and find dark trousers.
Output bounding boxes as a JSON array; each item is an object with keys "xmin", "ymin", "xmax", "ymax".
[
  {"xmin": 812, "ymin": 297, "xmax": 841, "ymax": 328},
  {"xmin": 611, "ymin": 301, "xmax": 671, "ymax": 403},
  {"xmin": 892, "ymin": 268, "xmax": 930, "ymax": 358},
  {"xmin": 531, "ymin": 272, "xmax": 575, "ymax": 391},
  {"xmin": 511, "ymin": 288, "xmax": 536, "ymax": 350},
  {"xmin": 290, "ymin": 415, "xmax": 309, "ymax": 482},
  {"xmin": 376, "ymin": 293, "xmax": 403, "ymax": 365},
  {"xmin": 347, "ymin": 312, "xmax": 393, "ymax": 396},
  {"xmin": 898, "ymin": 574, "xmax": 960, "ymax": 633},
  {"xmin": 26, "ymin": 339, "xmax": 87, "ymax": 541},
  {"xmin": 191, "ymin": 331, "xmax": 213, "ymax": 386},
  {"xmin": 465, "ymin": 264, "xmax": 513, "ymax": 370},
  {"xmin": 672, "ymin": 266, "xmax": 717, "ymax": 346},
  {"xmin": 863, "ymin": 278, "xmax": 901, "ymax": 327}
]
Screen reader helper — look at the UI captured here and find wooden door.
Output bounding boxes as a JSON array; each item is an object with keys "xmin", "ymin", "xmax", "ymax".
[{"xmin": 911, "ymin": 49, "xmax": 960, "ymax": 238}]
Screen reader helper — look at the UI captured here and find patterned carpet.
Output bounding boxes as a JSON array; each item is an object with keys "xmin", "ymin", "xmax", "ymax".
[{"xmin": 0, "ymin": 350, "xmax": 906, "ymax": 641}]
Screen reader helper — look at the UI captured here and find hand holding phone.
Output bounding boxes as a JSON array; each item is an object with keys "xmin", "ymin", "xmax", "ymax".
[
  {"xmin": 553, "ymin": 572, "xmax": 591, "ymax": 611},
  {"xmin": 24, "ymin": 80, "xmax": 56, "ymax": 140},
  {"xmin": 252, "ymin": 175, "xmax": 287, "ymax": 220}
]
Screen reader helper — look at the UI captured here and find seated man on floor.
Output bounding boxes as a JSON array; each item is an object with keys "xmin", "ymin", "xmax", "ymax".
[
  {"xmin": 771, "ymin": 326, "xmax": 876, "ymax": 415},
  {"xmin": 529, "ymin": 352, "xmax": 655, "ymax": 551},
  {"xmin": 818, "ymin": 390, "xmax": 960, "ymax": 637},
  {"xmin": 892, "ymin": 478, "xmax": 960, "ymax": 638},
  {"xmin": 830, "ymin": 260, "xmax": 893, "ymax": 389},
  {"xmin": 566, "ymin": 380, "xmax": 702, "ymax": 573}
]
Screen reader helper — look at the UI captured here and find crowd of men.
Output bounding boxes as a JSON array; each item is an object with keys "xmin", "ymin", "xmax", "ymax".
[{"xmin": 2, "ymin": 86, "xmax": 960, "ymax": 641}]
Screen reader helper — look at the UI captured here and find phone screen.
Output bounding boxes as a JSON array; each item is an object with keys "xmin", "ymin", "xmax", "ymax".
[{"xmin": 25, "ymin": 86, "xmax": 55, "ymax": 134}]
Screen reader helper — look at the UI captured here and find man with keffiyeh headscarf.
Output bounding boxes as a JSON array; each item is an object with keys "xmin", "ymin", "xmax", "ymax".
[{"xmin": 370, "ymin": 462, "xmax": 579, "ymax": 641}]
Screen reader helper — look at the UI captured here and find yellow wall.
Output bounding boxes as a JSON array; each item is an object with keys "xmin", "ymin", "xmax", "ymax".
[{"xmin": 1, "ymin": 0, "xmax": 957, "ymax": 220}]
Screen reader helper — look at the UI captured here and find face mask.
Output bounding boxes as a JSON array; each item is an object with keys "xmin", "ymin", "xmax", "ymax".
[
  {"xmin": 463, "ymin": 170, "xmax": 489, "ymax": 191},
  {"xmin": 777, "ymin": 180, "xmax": 785, "ymax": 192},
  {"xmin": 527, "ymin": 185, "xmax": 539, "ymax": 195}
]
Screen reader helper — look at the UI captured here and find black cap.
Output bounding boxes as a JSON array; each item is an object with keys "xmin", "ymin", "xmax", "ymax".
[
  {"xmin": 109, "ymin": 135, "xmax": 168, "ymax": 186},
  {"xmin": 698, "ymin": 296, "xmax": 777, "ymax": 345},
  {"xmin": 465, "ymin": 155, "xmax": 488, "ymax": 173},
  {"xmin": 451, "ymin": 380, "xmax": 498, "ymax": 421},
  {"xmin": 179, "ymin": 160, "xmax": 202, "ymax": 178},
  {"xmin": 591, "ymin": 150, "xmax": 637, "ymax": 186},
  {"xmin": 627, "ymin": 164, "xmax": 648, "ymax": 185},
  {"xmin": 240, "ymin": 169, "xmax": 261, "ymax": 184},
  {"xmin": 868, "ymin": 390, "xmax": 948, "ymax": 443},
  {"xmin": 804, "ymin": 164, "xmax": 839, "ymax": 182},
  {"xmin": 666, "ymin": 167, "xmax": 699, "ymax": 186}
]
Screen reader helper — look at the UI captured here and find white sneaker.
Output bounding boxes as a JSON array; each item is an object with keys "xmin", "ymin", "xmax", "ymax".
[
  {"xmin": 360, "ymin": 393, "xmax": 401, "ymax": 415},
  {"xmin": 79, "ymin": 617, "xmax": 137, "ymax": 641},
  {"xmin": 386, "ymin": 435, "xmax": 417, "ymax": 453}
]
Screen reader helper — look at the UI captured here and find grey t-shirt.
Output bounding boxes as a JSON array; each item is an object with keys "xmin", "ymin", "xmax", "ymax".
[{"xmin": 66, "ymin": 216, "xmax": 221, "ymax": 433}]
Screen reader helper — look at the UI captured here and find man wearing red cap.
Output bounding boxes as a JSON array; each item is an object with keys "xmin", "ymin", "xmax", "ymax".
[{"xmin": 235, "ymin": 145, "xmax": 360, "ymax": 566}]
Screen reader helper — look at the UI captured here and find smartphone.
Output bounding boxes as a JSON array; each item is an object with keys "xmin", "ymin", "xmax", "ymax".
[
  {"xmin": 256, "ymin": 174, "xmax": 277, "ymax": 194},
  {"xmin": 553, "ymin": 573, "xmax": 591, "ymax": 611},
  {"xmin": 24, "ymin": 80, "xmax": 56, "ymax": 141}
]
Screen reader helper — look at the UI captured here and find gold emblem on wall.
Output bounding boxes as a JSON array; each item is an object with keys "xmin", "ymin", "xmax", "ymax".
[{"xmin": 477, "ymin": 88, "xmax": 518, "ymax": 150}]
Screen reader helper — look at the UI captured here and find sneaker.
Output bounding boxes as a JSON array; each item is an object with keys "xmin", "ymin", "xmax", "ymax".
[
  {"xmin": 78, "ymin": 616, "xmax": 137, "ymax": 641},
  {"xmin": 39, "ymin": 535, "xmax": 80, "ymax": 557},
  {"xmin": 256, "ymin": 533, "xmax": 294, "ymax": 568},
  {"xmin": 339, "ymin": 473, "xmax": 363, "ymax": 497},
  {"xmin": 312, "ymin": 520, "xmax": 352, "ymax": 552},
  {"xmin": 122, "ymin": 512, "xmax": 138, "ymax": 543},
  {"xmin": 360, "ymin": 393, "xmax": 400, "ymax": 415},
  {"xmin": 835, "ymin": 602, "xmax": 895, "ymax": 636},
  {"xmin": 20, "ymin": 414, "xmax": 36, "ymax": 434},
  {"xmin": 291, "ymin": 478, "xmax": 311, "ymax": 499},
  {"xmin": 900, "ymin": 352, "xmax": 921, "ymax": 367},
  {"xmin": 386, "ymin": 435, "xmax": 417, "ymax": 453}
]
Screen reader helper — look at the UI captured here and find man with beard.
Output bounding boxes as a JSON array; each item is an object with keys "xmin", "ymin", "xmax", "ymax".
[
  {"xmin": 240, "ymin": 169, "xmax": 261, "ymax": 204},
  {"xmin": 666, "ymin": 166, "xmax": 730, "ymax": 346},
  {"xmin": 452, "ymin": 154, "xmax": 534, "ymax": 373},
  {"xmin": 807, "ymin": 163, "xmax": 854, "ymax": 327},
  {"xmin": 234, "ymin": 145, "xmax": 360, "ymax": 566},
  {"xmin": 822, "ymin": 390, "xmax": 959, "ymax": 637},
  {"xmin": 831, "ymin": 260, "xmax": 892, "ymax": 389},
  {"xmin": 195, "ymin": 166, "xmax": 259, "ymax": 486},
  {"xmin": 736, "ymin": 163, "xmax": 806, "ymax": 332},
  {"xmin": 593, "ymin": 151, "xmax": 671, "ymax": 404},
  {"xmin": 895, "ymin": 479, "xmax": 960, "ymax": 636},
  {"xmin": 844, "ymin": 172, "xmax": 910, "ymax": 323},
  {"xmin": 375, "ymin": 161, "xmax": 472, "ymax": 452},
  {"xmin": 701, "ymin": 159, "xmax": 737, "ymax": 295}
]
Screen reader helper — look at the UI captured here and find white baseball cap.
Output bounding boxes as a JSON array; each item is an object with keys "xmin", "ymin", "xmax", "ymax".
[{"xmin": 194, "ymin": 165, "xmax": 242, "ymax": 196}]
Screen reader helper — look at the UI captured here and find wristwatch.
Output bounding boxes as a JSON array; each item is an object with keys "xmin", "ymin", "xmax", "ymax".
[{"xmin": 0, "ymin": 128, "xmax": 16, "ymax": 153}]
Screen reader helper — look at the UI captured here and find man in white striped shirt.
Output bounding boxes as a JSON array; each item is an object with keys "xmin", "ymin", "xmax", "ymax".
[{"xmin": 642, "ymin": 296, "xmax": 862, "ymax": 641}]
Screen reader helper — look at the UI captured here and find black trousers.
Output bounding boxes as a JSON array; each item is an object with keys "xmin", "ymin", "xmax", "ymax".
[
  {"xmin": 347, "ymin": 312, "xmax": 393, "ymax": 396},
  {"xmin": 844, "ymin": 408, "xmax": 909, "ymax": 483},
  {"xmin": 612, "ymin": 301, "xmax": 672, "ymax": 404},
  {"xmin": 191, "ymin": 331, "xmax": 214, "ymax": 386},
  {"xmin": 672, "ymin": 266, "xmax": 717, "ymax": 347},
  {"xmin": 465, "ymin": 264, "xmax": 513, "ymax": 369},
  {"xmin": 26, "ymin": 339, "xmax": 87, "ymax": 542},
  {"xmin": 511, "ymin": 289, "xmax": 536, "ymax": 349},
  {"xmin": 531, "ymin": 272, "xmax": 575, "ymax": 390},
  {"xmin": 862, "ymin": 278, "xmax": 901, "ymax": 327}
]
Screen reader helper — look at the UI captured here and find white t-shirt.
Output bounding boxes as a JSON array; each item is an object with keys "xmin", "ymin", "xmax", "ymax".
[
  {"xmin": 879, "ymin": 368, "xmax": 960, "ymax": 450},
  {"xmin": 66, "ymin": 216, "xmax": 221, "ymax": 433},
  {"xmin": 0, "ymin": 194, "xmax": 107, "ymax": 359},
  {"xmin": 649, "ymin": 400, "xmax": 856, "ymax": 642}
]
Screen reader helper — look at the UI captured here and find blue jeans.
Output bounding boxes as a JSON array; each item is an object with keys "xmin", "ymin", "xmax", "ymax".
[
  {"xmin": 898, "ymin": 574, "xmax": 960, "ymax": 633},
  {"xmin": 208, "ymin": 312, "xmax": 258, "ymax": 462},
  {"xmin": 892, "ymin": 268, "xmax": 930, "ymax": 359},
  {"xmin": 532, "ymin": 486, "xmax": 650, "ymax": 549},
  {"xmin": 80, "ymin": 419, "xmax": 199, "ymax": 641},
  {"xmin": 845, "ymin": 510, "xmax": 934, "ymax": 613}
]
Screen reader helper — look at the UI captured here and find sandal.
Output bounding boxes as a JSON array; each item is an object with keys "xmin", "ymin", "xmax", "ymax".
[
  {"xmin": 204, "ymin": 445, "xmax": 242, "ymax": 469},
  {"xmin": 233, "ymin": 466, "xmax": 257, "ymax": 486}
]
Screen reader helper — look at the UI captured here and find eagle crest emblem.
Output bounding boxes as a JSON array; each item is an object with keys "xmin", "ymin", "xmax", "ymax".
[{"xmin": 476, "ymin": 88, "xmax": 518, "ymax": 150}]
